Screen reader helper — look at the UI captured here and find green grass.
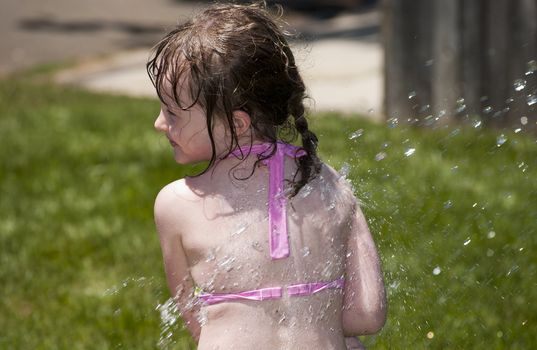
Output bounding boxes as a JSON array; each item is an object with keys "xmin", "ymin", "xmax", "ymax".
[{"xmin": 1, "ymin": 79, "xmax": 536, "ymax": 349}]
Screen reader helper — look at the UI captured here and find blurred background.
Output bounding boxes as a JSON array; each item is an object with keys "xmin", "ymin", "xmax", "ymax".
[{"xmin": 1, "ymin": 0, "xmax": 536, "ymax": 349}]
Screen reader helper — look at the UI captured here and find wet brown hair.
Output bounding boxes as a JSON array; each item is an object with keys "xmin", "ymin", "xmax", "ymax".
[{"xmin": 147, "ymin": 2, "xmax": 321, "ymax": 196}]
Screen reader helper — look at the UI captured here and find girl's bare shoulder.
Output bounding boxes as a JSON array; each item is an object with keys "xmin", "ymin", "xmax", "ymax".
[{"xmin": 154, "ymin": 179, "xmax": 201, "ymax": 234}]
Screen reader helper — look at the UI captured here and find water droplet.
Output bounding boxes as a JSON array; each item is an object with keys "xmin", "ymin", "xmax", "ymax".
[
  {"xmin": 520, "ymin": 116, "xmax": 528, "ymax": 125},
  {"xmin": 218, "ymin": 256, "xmax": 236, "ymax": 272},
  {"xmin": 487, "ymin": 249, "xmax": 494, "ymax": 257},
  {"xmin": 443, "ymin": 200, "xmax": 453, "ymax": 209},
  {"xmin": 231, "ymin": 225, "xmax": 247, "ymax": 236},
  {"xmin": 299, "ymin": 184, "xmax": 313, "ymax": 198},
  {"xmin": 419, "ymin": 104, "xmax": 431, "ymax": 113},
  {"xmin": 425, "ymin": 59, "xmax": 434, "ymax": 66},
  {"xmin": 427, "ymin": 331, "xmax": 434, "ymax": 339},
  {"xmin": 526, "ymin": 60, "xmax": 537, "ymax": 75},
  {"xmin": 496, "ymin": 134, "xmax": 507, "ymax": 147},
  {"xmin": 301, "ymin": 246, "xmax": 311, "ymax": 257},
  {"xmin": 527, "ymin": 94, "xmax": 537, "ymax": 106},
  {"xmin": 339, "ymin": 162, "xmax": 350, "ymax": 178},
  {"xmin": 518, "ymin": 162, "xmax": 528, "ymax": 173},
  {"xmin": 375, "ymin": 152, "xmax": 387, "ymax": 161},
  {"xmin": 448, "ymin": 129, "xmax": 460, "ymax": 139},
  {"xmin": 497, "ymin": 331, "xmax": 503, "ymax": 338},
  {"xmin": 513, "ymin": 79, "xmax": 526, "ymax": 91},
  {"xmin": 368, "ymin": 108, "xmax": 374, "ymax": 114},
  {"xmin": 387, "ymin": 117, "xmax": 399, "ymax": 128},
  {"xmin": 519, "ymin": 247, "xmax": 524, "ymax": 252},
  {"xmin": 483, "ymin": 106, "xmax": 493, "ymax": 114},
  {"xmin": 463, "ymin": 238, "xmax": 471, "ymax": 246},
  {"xmin": 432, "ymin": 266, "xmax": 441, "ymax": 275},
  {"xmin": 506, "ymin": 265, "xmax": 519, "ymax": 276},
  {"xmin": 389, "ymin": 280, "xmax": 400, "ymax": 290},
  {"xmin": 205, "ymin": 252, "xmax": 216, "ymax": 262},
  {"xmin": 408, "ymin": 91, "xmax": 417, "ymax": 99},
  {"xmin": 514, "ymin": 128, "xmax": 522, "ymax": 133},
  {"xmin": 278, "ymin": 314, "xmax": 286, "ymax": 324},
  {"xmin": 252, "ymin": 241, "xmax": 262, "ymax": 251},
  {"xmin": 451, "ymin": 165, "xmax": 459, "ymax": 172},
  {"xmin": 455, "ymin": 102, "xmax": 466, "ymax": 113},
  {"xmin": 349, "ymin": 129, "xmax": 364, "ymax": 140},
  {"xmin": 487, "ymin": 231, "xmax": 496, "ymax": 239},
  {"xmin": 473, "ymin": 120, "xmax": 482, "ymax": 128},
  {"xmin": 404, "ymin": 148, "xmax": 416, "ymax": 157}
]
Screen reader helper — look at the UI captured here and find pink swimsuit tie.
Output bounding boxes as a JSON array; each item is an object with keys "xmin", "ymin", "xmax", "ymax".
[
  {"xmin": 196, "ymin": 142, "xmax": 345, "ymax": 305},
  {"xmin": 230, "ymin": 142, "xmax": 306, "ymax": 260}
]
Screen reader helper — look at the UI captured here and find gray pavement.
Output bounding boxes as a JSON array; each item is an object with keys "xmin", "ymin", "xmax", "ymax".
[{"xmin": 1, "ymin": 0, "xmax": 384, "ymax": 121}]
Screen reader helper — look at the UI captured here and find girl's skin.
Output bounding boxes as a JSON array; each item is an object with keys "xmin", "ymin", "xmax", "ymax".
[{"xmin": 153, "ymin": 85, "xmax": 387, "ymax": 349}]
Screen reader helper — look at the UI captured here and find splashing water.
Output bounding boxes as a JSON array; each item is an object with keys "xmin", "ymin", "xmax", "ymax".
[
  {"xmin": 483, "ymin": 106, "xmax": 493, "ymax": 114},
  {"xmin": 513, "ymin": 79, "xmax": 527, "ymax": 91},
  {"xmin": 404, "ymin": 148, "xmax": 416, "ymax": 157},
  {"xmin": 455, "ymin": 98, "xmax": 466, "ymax": 113},
  {"xmin": 496, "ymin": 134, "xmax": 507, "ymax": 147},
  {"xmin": 156, "ymin": 298, "xmax": 180, "ymax": 349},
  {"xmin": 349, "ymin": 129, "xmax": 364, "ymax": 140},
  {"xmin": 527, "ymin": 94, "xmax": 537, "ymax": 106},
  {"xmin": 526, "ymin": 60, "xmax": 537, "ymax": 75},
  {"xmin": 387, "ymin": 117, "xmax": 399, "ymax": 128},
  {"xmin": 339, "ymin": 162, "xmax": 351, "ymax": 179},
  {"xmin": 375, "ymin": 152, "xmax": 387, "ymax": 161}
]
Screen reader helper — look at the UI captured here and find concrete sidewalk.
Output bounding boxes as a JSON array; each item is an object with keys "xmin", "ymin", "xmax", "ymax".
[{"xmin": 55, "ymin": 39, "xmax": 383, "ymax": 120}]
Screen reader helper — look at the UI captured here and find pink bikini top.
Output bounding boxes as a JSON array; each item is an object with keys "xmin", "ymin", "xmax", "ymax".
[{"xmin": 197, "ymin": 142, "xmax": 345, "ymax": 305}]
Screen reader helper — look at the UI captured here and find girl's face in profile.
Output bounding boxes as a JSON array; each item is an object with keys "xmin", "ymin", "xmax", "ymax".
[{"xmin": 154, "ymin": 85, "xmax": 227, "ymax": 165}]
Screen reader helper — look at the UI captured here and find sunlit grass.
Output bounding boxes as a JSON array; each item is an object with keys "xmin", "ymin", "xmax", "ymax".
[{"xmin": 1, "ymin": 79, "xmax": 536, "ymax": 349}]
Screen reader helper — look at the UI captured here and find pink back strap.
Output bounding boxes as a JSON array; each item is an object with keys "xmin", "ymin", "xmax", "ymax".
[
  {"xmin": 287, "ymin": 277, "xmax": 345, "ymax": 297},
  {"xmin": 230, "ymin": 142, "xmax": 306, "ymax": 260},
  {"xmin": 198, "ymin": 286, "xmax": 282, "ymax": 305},
  {"xmin": 197, "ymin": 278, "xmax": 344, "ymax": 305}
]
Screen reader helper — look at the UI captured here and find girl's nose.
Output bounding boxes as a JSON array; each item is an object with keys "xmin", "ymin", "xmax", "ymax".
[{"xmin": 154, "ymin": 110, "xmax": 168, "ymax": 132}]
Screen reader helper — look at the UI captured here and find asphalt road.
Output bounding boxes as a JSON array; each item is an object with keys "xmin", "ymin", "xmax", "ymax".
[{"xmin": 0, "ymin": 0, "xmax": 208, "ymax": 75}]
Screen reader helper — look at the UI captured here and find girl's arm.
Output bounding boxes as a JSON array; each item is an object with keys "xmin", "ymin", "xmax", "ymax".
[
  {"xmin": 154, "ymin": 184, "xmax": 201, "ymax": 342},
  {"xmin": 342, "ymin": 202, "xmax": 387, "ymax": 336}
]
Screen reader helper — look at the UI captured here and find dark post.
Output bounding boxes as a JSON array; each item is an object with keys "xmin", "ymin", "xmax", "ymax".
[{"xmin": 383, "ymin": 0, "xmax": 537, "ymax": 132}]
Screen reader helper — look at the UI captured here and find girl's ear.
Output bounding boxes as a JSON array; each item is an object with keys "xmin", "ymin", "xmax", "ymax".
[{"xmin": 232, "ymin": 110, "xmax": 251, "ymax": 136}]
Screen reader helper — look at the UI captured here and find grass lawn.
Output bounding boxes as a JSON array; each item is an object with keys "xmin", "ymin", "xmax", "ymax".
[{"xmin": 1, "ymin": 78, "xmax": 536, "ymax": 349}]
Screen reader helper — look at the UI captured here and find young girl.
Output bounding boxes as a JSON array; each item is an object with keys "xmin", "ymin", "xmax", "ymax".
[{"xmin": 147, "ymin": 3, "xmax": 386, "ymax": 349}]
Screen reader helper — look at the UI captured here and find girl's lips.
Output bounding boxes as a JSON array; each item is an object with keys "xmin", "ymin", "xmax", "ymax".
[{"xmin": 168, "ymin": 138, "xmax": 178, "ymax": 147}]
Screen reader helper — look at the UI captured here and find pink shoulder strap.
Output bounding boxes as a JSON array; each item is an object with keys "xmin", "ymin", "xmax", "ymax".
[{"xmin": 230, "ymin": 142, "xmax": 306, "ymax": 260}]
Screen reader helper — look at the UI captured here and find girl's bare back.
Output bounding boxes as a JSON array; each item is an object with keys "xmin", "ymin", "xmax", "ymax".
[{"xmin": 159, "ymin": 157, "xmax": 353, "ymax": 349}]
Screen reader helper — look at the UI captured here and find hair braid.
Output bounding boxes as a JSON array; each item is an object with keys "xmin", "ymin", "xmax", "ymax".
[{"xmin": 289, "ymin": 95, "xmax": 322, "ymax": 197}]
